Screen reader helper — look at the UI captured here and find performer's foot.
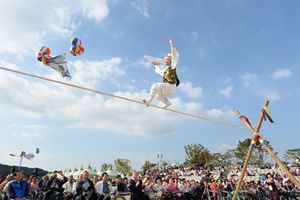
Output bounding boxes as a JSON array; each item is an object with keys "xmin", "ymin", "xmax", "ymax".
[
  {"xmin": 163, "ymin": 102, "xmax": 171, "ymax": 109},
  {"xmin": 143, "ymin": 99, "xmax": 150, "ymax": 107}
]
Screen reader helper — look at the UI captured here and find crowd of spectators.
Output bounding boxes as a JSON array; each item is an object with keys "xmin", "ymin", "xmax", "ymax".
[{"xmin": 0, "ymin": 162, "xmax": 300, "ymax": 200}]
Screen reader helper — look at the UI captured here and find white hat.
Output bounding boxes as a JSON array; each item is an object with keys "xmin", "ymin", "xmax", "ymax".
[{"xmin": 164, "ymin": 53, "xmax": 172, "ymax": 60}]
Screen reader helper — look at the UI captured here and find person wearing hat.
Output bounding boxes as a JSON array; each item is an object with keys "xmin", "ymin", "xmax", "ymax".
[{"xmin": 143, "ymin": 37, "xmax": 180, "ymax": 109}]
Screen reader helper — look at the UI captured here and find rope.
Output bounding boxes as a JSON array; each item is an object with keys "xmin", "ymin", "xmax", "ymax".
[
  {"xmin": 0, "ymin": 66, "xmax": 247, "ymax": 130},
  {"xmin": 0, "ymin": 66, "xmax": 294, "ymax": 161},
  {"xmin": 259, "ymin": 133, "xmax": 296, "ymax": 161}
]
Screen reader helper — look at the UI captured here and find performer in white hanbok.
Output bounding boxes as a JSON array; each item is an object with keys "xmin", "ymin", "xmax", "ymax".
[{"xmin": 143, "ymin": 37, "xmax": 180, "ymax": 109}]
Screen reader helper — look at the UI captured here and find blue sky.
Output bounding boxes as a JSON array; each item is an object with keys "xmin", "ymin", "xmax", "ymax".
[{"xmin": 0, "ymin": 0, "xmax": 300, "ymax": 172}]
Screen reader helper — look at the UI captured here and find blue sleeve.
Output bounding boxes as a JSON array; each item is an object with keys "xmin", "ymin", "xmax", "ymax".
[
  {"xmin": 24, "ymin": 182, "xmax": 29, "ymax": 197},
  {"xmin": 8, "ymin": 182, "xmax": 16, "ymax": 199}
]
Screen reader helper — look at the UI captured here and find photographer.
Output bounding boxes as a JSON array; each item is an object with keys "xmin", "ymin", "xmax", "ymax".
[
  {"xmin": 129, "ymin": 172, "xmax": 149, "ymax": 200},
  {"xmin": 43, "ymin": 170, "xmax": 67, "ymax": 200}
]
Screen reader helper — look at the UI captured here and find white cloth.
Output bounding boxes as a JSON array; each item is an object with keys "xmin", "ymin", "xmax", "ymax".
[
  {"xmin": 62, "ymin": 181, "xmax": 74, "ymax": 194},
  {"xmin": 95, "ymin": 181, "xmax": 112, "ymax": 195}
]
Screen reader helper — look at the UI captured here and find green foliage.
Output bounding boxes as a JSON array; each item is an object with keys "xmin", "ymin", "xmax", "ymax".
[
  {"xmin": 234, "ymin": 138, "xmax": 251, "ymax": 164},
  {"xmin": 284, "ymin": 148, "xmax": 300, "ymax": 162},
  {"xmin": 141, "ymin": 160, "xmax": 156, "ymax": 174},
  {"xmin": 0, "ymin": 164, "xmax": 48, "ymax": 177},
  {"xmin": 101, "ymin": 163, "xmax": 112, "ymax": 172},
  {"xmin": 184, "ymin": 143, "xmax": 212, "ymax": 165},
  {"xmin": 114, "ymin": 158, "xmax": 132, "ymax": 176},
  {"xmin": 220, "ymin": 149, "xmax": 236, "ymax": 165},
  {"xmin": 233, "ymin": 138, "xmax": 269, "ymax": 166}
]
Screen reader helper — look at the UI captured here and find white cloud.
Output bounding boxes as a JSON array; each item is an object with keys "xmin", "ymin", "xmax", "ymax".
[
  {"xmin": 0, "ymin": 0, "xmax": 109, "ymax": 56},
  {"xmin": 205, "ymin": 108, "xmax": 236, "ymax": 120},
  {"xmin": 219, "ymin": 85, "xmax": 233, "ymax": 98},
  {"xmin": 240, "ymin": 72, "xmax": 258, "ymax": 88},
  {"xmin": 179, "ymin": 82, "xmax": 203, "ymax": 99},
  {"xmin": 80, "ymin": 0, "xmax": 110, "ymax": 22},
  {"xmin": 12, "ymin": 132, "xmax": 42, "ymax": 139},
  {"xmin": 0, "ymin": 62, "xmax": 237, "ymax": 139},
  {"xmin": 71, "ymin": 57, "xmax": 125, "ymax": 88},
  {"xmin": 272, "ymin": 68, "xmax": 292, "ymax": 79},
  {"xmin": 130, "ymin": 0, "xmax": 150, "ymax": 19},
  {"xmin": 216, "ymin": 143, "xmax": 234, "ymax": 151},
  {"xmin": 257, "ymin": 88, "xmax": 281, "ymax": 101}
]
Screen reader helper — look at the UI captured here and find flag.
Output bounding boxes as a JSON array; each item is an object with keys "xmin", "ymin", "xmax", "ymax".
[
  {"xmin": 261, "ymin": 109, "xmax": 267, "ymax": 121},
  {"xmin": 262, "ymin": 106, "xmax": 274, "ymax": 123},
  {"xmin": 46, "ymin": 53, "xmax": 72, "ymax": 79},
  {"xmin": 23, "ymin": 153, "xmax": 35, "ymax": 160},
  {"xmin": 239, "ymin": 115, "xmax": 251, "ymax": 125}
]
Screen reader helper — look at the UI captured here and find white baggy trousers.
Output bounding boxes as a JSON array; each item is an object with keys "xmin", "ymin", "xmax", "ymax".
[{"xmin": 146, "ymin": 82, "xmax": 176, "ymax": 105}]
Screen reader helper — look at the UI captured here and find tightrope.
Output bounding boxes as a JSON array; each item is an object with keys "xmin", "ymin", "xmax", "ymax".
[
  {"xmin": 0, "ymin": 66, "xmax": 248, "ymax": 130},
  {"xmin": 1, "ymin": 66, "xmax": 294, "ymax": 160}
]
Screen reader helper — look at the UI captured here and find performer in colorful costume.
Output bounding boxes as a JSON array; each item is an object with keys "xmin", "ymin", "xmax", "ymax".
[{"xmin": 143, "ymin": 37, "xmax": 180, "ymax": 108}]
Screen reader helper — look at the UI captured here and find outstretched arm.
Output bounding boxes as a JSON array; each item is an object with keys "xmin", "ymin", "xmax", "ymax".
[
  {"xmin": 169, "ymin": 37, "xmax": 179, "ymax": 69},
  {"xmin": 169, "ymin": 37, "xmax": 173, "ymax": 46}
]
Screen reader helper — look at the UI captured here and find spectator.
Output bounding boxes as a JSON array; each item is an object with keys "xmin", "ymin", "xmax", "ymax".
[
  {"xmin": 73, "ymin": 174, "xmax": 83, "ymax": 195},
  {"xmin": 62, "ymin": 175, "xmax": 75, "ymax": 200},
  {"xmin": 95, "ymin": 172, "xmax": 112, "ymax": 200},
  {"xmin": 144, "ymin": 176, "xmax": 161, "ymax": 200},
  {"xmin": 1, "ymin": 174, "xmax": 15, "ymax": 199},
  {"xmin": 93, "ymin": 175, "xmax": 100, "ymax": 185},
  {"xmin": 265, "ymin": 172, "xmax": 279, "ymax": 200},
  {"xmin": 43, "ymin": 171, "xmax": 67, "ymax": 200},
  {"xmin": 115, "ymin": 175, "xmax": 128, "ymax": 192},
  {"xmin": 129, "ymin": 172, "xmax": 149, "ymax": 200},
  {"xmin": 8, "ymin": 170, "xmax": 29, "ymax": 200},
  {"xmin": 75, "ymin": 171, "xmax": 97, "ymax": 200},
  {"xmin": 123, "ymin": 177, "xmax": 129, "ymax": 187},
  {"xmin": 29, "ymin": 175, "xmax": 39, "ymax": 190},
  {"xmin": 282, "ymin": 179, "xmax": 297, "ymax": 200},
  {"xmin": 153, "ymin": 176, "xmax": 167, "ymax": 198}
]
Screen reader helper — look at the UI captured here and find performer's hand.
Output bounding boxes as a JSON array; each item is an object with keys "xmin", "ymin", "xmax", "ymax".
[{"xmin": 169, "ymin": 37, "xmax": 173, "ymax": 45}]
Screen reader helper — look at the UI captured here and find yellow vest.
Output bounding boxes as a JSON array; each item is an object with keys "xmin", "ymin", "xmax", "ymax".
[{"xmin": 163, "ymin": 66, "xmax": 178, "ymax": 85}]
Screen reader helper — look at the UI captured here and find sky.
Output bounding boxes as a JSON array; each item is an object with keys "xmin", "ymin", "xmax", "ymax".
[{"xmin": 0, "ymin": 0, "xmax": 300, "ymax": 173}]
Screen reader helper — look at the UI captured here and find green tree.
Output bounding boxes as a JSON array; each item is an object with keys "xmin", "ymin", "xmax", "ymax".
[
  {"xmin": 235, "ymin": 138, "xmax": 270, "ymax": 166},
  {"xmin": 211, "ymin": 153, "xmax": 222, "ymax": 164},
  {"xmin": 141, "ymin": 160, "xmax": 156, "ymax": 174},
  {"xmin": 284, "ymin": 148, "xmax": 300, "ymax": 163},
  {"xmin": 114, "ymin": 158, "xmax": 132, "ymax": 176},
  {"xmin": 234, "ymin": 139, "xmax": 251, "ymax": 164},
  {"xmin": 220, "ymin": 149, "xmax": 236, "ymax": 165},
  {"xmin": 184, "ymin": 143, "xmax": 211, "ymax": 165},
  {"xmin": 161, "ymin": 161, "xmax": 169, "ymax": 170},
  {"xmin": 101, "ymin": 163, "xmax": 112, "ymax": 171}
]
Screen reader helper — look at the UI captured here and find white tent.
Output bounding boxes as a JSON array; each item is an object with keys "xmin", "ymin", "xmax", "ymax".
[
  {"xmin": 97, "ymin": 167, "xmax": 105, "ymax": 177},
  {"xmin": 68, "ymin": 167, "xmax": 78, "ymax": 177},
  {"xmin": 84, "ymin": 164, "xmax": 97, "ymax": 178},
  {"xmin": 73, "ymin": 165, "xmax": 84, "ymax": 179},
  {"xmin": 106, "ymin": 165, "xmax": 118, "ymax": 179}
]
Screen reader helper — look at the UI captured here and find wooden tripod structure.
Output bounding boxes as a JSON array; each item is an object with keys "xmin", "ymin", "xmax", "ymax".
[{"xmin": 232, "ymin": 100, "xmax": 300, "ymax": 200}]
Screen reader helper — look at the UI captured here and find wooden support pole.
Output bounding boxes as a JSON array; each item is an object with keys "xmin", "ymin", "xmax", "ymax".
[
  {"xmin": 232, "ymin": 100, "xmax": 269, "ymax": 200},
  {"xmin": 260, "ymin": 139, "xmax": 300, "ymax": 190},
  {"xmin": 234, "ymin": 100, "xmax": 300, "ymax": 194}
]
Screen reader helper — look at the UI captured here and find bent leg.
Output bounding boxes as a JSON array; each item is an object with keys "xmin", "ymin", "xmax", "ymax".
[{"xmin": 144, "ymin": 83, "xmax": 161, "ymax": 105}]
